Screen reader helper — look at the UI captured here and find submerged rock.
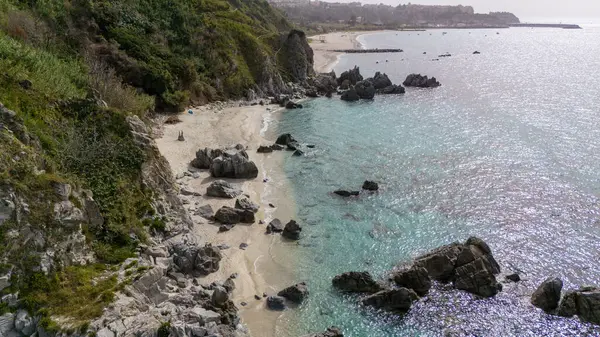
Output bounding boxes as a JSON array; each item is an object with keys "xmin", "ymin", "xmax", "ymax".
[
  {"xmin": 257, "ymin": 145, "xmax": 273, "ymax": 153},
  {"xmin": 332, "ymin": 271, "xmax": 382, "ymax": 293},
  {"xmin": 278, "ymin": 282, "xmax": 309, "ymax": 304},
  {"xmin": 361, "ymin": 288, "xmax": 419, "ymax": 313},
  {"xmin": 266, "ymin": 296, "xmax": 287, "ymax": 310},
  {"xmin": 531, "ymin": 277, "xmax": 563, "ymax": 312},
  {"xmin": 403, "ymin": 74, "xmax": 441, "ymax": 88},
  {"xmin": 206, "ymin": 180, "xmax": 242, "ymax": 199},
  {"xmin": 334, "ymin": 190, "xmax": 360, "ymax": 197},
  {"xmin": 362, "ymin": 181, "xmax": 379, "ymax": 191},
  {"xmin": 301, "ymin": 326, "xmax": 344, "ymax": 337}
]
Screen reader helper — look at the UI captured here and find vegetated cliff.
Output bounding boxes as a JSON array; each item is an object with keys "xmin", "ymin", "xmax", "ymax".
[{"xmin": 0, "ymin": 0, "xmax": 308, "ymax": 335}]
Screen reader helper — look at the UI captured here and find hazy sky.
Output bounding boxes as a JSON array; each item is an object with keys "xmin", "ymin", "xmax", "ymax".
[{"xmin": 332, "ymin": 0, "xmax": 600, "ymax": 19}]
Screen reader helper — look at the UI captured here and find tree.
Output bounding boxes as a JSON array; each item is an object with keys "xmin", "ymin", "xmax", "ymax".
[{"xmin": 349, "ymin": 14, "xmax": 357, "ymax": 26}]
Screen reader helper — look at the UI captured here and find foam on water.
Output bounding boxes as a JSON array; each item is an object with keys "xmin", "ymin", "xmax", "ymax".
[{"xmin": 274, "ymin": 29, "xmax": 600, "ymax": 336}]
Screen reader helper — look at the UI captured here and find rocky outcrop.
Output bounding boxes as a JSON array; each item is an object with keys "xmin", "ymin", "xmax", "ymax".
[
  {"xmin": 392, "ymin": 266, "xmax": 431, "ymax": 296},
  {"xmin": 355, "ymin": 80, "xmax": 375, "ymax": 99},
  {"xmin": 302, "ymin": 326, "xmax": 344, "ymax": 337},
  {"xmin": 531, "ymin": 277, "xmax": 563, "ymax": 312},
  {"xmin": 337, "ymin": 66, "xmax": 363, "ymax": 86},
  {"xmin": 558, "ymin": 287, "xmax": 600, "ymax": 325},
  {"xmin": 282, "ymin": 220, "xmax": 302, "ymax": 240},
  {"xmin": 257, "ymin": 145, "xmax": 273, "ymax": 153},
  {"xmin": 214, "ymin": 206, "xmax": 254, "ymax": 224},
  {"xmin": 279, "ymin": 30, "xmax": 314, "ymax": 82},
  {"xmin": 334, "ymin": 190, "xmax": 359, "ymax": 197},
  {"xmin": 368, "ymin": 72, "xmax": 393, "ymax": 90},
  {"xmin": 266, "ymin": 218, "xmax": 284, "ymax": 234},
  {"xmin": 275, "ymin": 133, "xmax": 300, "ymax": 150},
  {"xmin": 286, "ymin": 101, "xmax": 303, "ymax": 109},
  {"xmin": 378, "ymin": 84, "xmax": 405, "ymax": 94},
  {"xmin": 277, "ymin": 282, "xmax": 309, "ymax": 304},
  {"xmin": 206, "ymin": 180, "xmax": 242, "ymax": 199},
  {"xmin": 412, "ymin": 237, "xmax": 501, "ymax": 297},
  {"xmin": 403, "ymin": 74, "xmax": 441, "ymax": 88},
  {"xmin": 235, "ymin": 198, "xmax": 259, "ymax": 213},
  {"xmin": 361, "ymin": 288, "xmax": 419, "ymax": 314},
  {"xmin": 267, "ymin": 295, "xmax": 287, "ymax": 310},
  {"xmin": 340, "ymin": 87, "xmax": 359, "ymax": 102},
  {"xmin": 172, "ymin": 242, "xmax": 222, "ymax": 276},
  {"xmin": 362, "ymin": 181, "xmax": 379, "ymax": 191},
  {"xmin": 192, "ymin": 146, "xmax": 258, "ymax": 179},
  {"xmin": 332, "ymin": 271, "xmax": 382, "ymax": 293},
  {"xmin": 313, "ymin": 71, "xmax": 338, "ymax": 94}
]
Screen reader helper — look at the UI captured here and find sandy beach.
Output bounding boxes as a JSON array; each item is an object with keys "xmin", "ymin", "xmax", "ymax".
[
  {"xmin": 155, "ymin": 104, "xmax": 298, "ymax": 336},
  {"xmin": 309, "ymin": 32, "xmax": 362, "ymax": 73}
]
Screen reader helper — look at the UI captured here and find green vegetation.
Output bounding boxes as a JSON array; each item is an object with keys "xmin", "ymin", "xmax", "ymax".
[
  {"xmin": 157, "ymin": 321, "xmax": 171, "ymax": 337},
  {"xmin": 0, "ymin": 0, "xmax": 293, "ymax": 331}
]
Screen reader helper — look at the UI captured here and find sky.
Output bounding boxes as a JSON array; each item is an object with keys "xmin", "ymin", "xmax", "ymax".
[{"xmin": 329, "ymin": 0, "xmax": 600, "ymax": 20}]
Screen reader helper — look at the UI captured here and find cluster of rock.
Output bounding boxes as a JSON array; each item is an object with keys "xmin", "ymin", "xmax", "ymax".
[
  {"xmin": 257, "ymin": 133, "xmax": 309, "ymax": 157},
  {"xmin": 339, "ymin": 68, "xmax": 406, "ymax": 102},
  {"xmin": 333, "ymin": 180, "xmax": 379, "ymax": 197},
  {"xmin": 531, "ymin": 277, "xmax": 600, "ymax": 325},
  {"xmin": 266, "ymin": 282, "xmax": 310, "ymax": 311},
  {"xmin": 402, "ymin": 74, "xmax": 441, "ymax": 88},
  {"xmin": 191, "ymin": 145, "xmax": 258, "ymax": 179},
  {"xmin": 331, "ymin": 237, "xmax": 501, "ymax": 315},
  {"xmin": 266, "ymin": 218, "xmax": 302, "ymax": 240}
]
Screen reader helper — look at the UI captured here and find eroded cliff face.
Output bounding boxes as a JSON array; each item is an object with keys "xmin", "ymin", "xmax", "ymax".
[{"xmin": 278, "ymin": 29, "xmax": 315, "ymax": 83}]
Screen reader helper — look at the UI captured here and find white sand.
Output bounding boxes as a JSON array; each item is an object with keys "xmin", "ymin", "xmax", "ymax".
[
  {"xmin": 155, "ymin": 104, "xmax": 298, "ymax": 336},
  {"xmin": 309, "ymin": 32, "xmax": 362, "ymax": 73}
]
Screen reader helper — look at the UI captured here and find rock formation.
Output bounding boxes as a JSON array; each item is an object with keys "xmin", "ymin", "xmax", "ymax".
[
  {"xmin": 531, "ymin": 277, "xmax": 563, "ymax": 312},
  {"xmin": 191, "ymin": 146, "xmax": 258, "ymax": 179},
  {"xmin": 282, "ymin": 220, "xmax": 302, "ymax": 240},
  {"xmin": 403, "ymin": 74, "xmax": 441, "ymax": 88},
  {"xmin": 354, "ymin": 80, "xmax": 376, "ymax": 99},
  {"xmin": 392, "ymin": 266, "xmax": 431, "ymax": 296},
  {"xmin": 362, "ymin": 181, "xmax": 379, "ymax": 191},
  {"xmin": 266, "ymin": 218, "xmax": 284, "ymax": 234},
  {"xmin": 214, "ymin": 206, "xmax": 255, "ymax": 224},
  {"xmin": 235, "ymin": 198, "xmax": 259, "ymax": 213},
  {"xmin": 206, "ymin": 180, "xmax": 243, "ymax": 199},
  {"xmin": 332, "ymin": 271, "xmax": 382, "ymax": 293},
  {"xmin": 340, "ymin": 87, "xmax": 360, "ymax": 102},
  {"xmin": 361, "ymin": 288, "xmax": 419, "ymax": 313},
  {"xmin": 279, "ymin": 30, "xmax": 315, "ymax": 82},
  {"xmin": 277, "ymin": 282, "xmax": 309, "ymax": 304},
  {"xmin": 337, "ymin": 66, "xmax": 363, "ymax": 86},
  {"xmin": 301, "ymin": 326, "xmax": 344, "ymax": 337},
  {"xmin": 557, "ymin": 287, "xmax": 600, "ymax": 325}
]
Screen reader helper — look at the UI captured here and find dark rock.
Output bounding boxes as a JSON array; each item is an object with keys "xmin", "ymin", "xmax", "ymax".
[
  {"xmin": 369, "ymin": 72, "xmax": 393, "ymax": 89},
  {"xmin": 557, "ymin": 287, "xmax": 600, "ymax": 325},
  {"xmin": 254, "ymin": 294, "xmax": 261, "ymax": 300},
  {"xmin": 266, "ymin": 218, "xmax": 284, "ymax": 234},
  {"xmin": 506, "ymin": 273, "xmax": 521, "ymax": 282},
  {"xmin": 266, "ymin": 295, "xmax": 287, "ymax": 310},
  {"xmin": 403, "ymin": 74, "xmax": 441, "ymax": 88},
  {"xmin": 473, "ymin": 51, "xmax": 481, "ymax": 54},
  {"xmin": 286, "ymin": 101, "xmax": 302, "ymax": 109},
  {"xmin": 392, "ymin": 266, "xmax": 431, "ymax": 296},
  {"xmin": 337, "ymin": 66, "xmax": 363, "ymax": 86},
  {"xmin": 306, "ymin": 144, "xmax": 315, "ymax": 148},
  {"xmin": 235, "ymin": 198, "xmax": 259, "ymax": 213},
  {"xmin": 531, "ymin": 277, "xmax": 563, "ymax": 312},
  {"xmin": 302, "ymin": 326, "xmax": 344, "ymax": 337},
  {"xmin": 269, "ymin": 203, "xmax": 276, "ymax": 208},
  {"xmin": 278, "ymin": 282, "xmax": 309, "ymax": 304},
  {"xmin": 282, "ymin": 220, "xmax": 302, "ymax": 240},
  {"xmin": 276, "ymin": 134, "xmax": 297, "ymax": 146},
  {"xmin": 212, "ymin": 286, "xmax": 229, "ymax": 307},
  {"xmin": 332, "ymin": 271, "xmax": 382, "ymax": 293},
  {"xmin": 334, "ymin": 190, "xmax": 360, "ymax": 197},
  {"xmin": 219, "ymin": 224, "xmax": 235, "ymax": 232},
  {"xmin": 339, "ymin": 79, "xmax": 351, "ymax": 90},
  {"xmin": 378, "ymin": 84, "xmax": 406, "ymax": 95},
  {"xmin": 286, "ymin": 141, "xmax": 300, "ymax": 151},
  {"xmin": 206, "ymin": 180, "xmax": 242, "ymax": 199},
  {"xmin": 257, "ymin": 146, "xmax": 273, "ymax": 153},
  {"xmin": 292, "ymin": 149, "xmax": 304, "ymax": 157},
  {"xmin": 279, "ymin": 30, "xmax": 314, "ymax": 82},
  {"xmin": 214, "ymin": 206, "xmax": 254, "ymax": 224},
  {"xmin": 325, "ymin": 91, "xmax": 333, "ymax": 98},
  {"xmin": 195, "ymin": 204, "xmax": 214, "ymax": 219},
  {"xmin": 239, "ymin": 243, "xmax": 248, "ymax": 250},
  {"xmin": 361, "ymin": 288, "xmax": 418, "ymax": 313},
  {"xmin": 240, "ymin": 301, "xmax": 247, "ymax": 306},
  {"xmin": 438, "ymin": 53, "xmax": 452, "ymax": 57},
  {"xmin": 18, "ymin": 79, "xmax": 32, "ymax": 90},
  {"xmin": 195, "ymin": 244, "xmax": 222, "ymax": 276},
  {"xmin": 181, "ymin": 188, "xmax": 202, "ymax": 196},
  {"xmin": 340, "ymin": 87, "xmax": 359, "ymax": 102},
  {"xmin": 270, "ymin": 144, "xmax": 285, "ymax": 151},
  {"xmin": 210, "ymin": 150, "xmax": 258, "ymax": 179},
  {"xmin": 191, "ymin": 148, "xmax": 224, "ymax": 169},
  {"xmin": 362, "ymin": 181, "xmax": 379, "ymax": 191},
  {"xmin": 354, "ymin": 80, "xmax": 375, "ymax": 99},
  {"xmin": 258, "ymin": 220, "xmax": 265, "ymax": 225},
  {"xmin": 306, "ymin": 89, "xmax": 319, "ymax": 98},
  {"xmin": 413, "ymin": 242, "xmax": 463, "ymax": 282}
]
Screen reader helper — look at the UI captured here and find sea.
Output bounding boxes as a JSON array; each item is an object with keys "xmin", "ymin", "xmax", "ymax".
[{"xmin": 271, "ymin": 27, "xmax": 600, "ymax": 336}]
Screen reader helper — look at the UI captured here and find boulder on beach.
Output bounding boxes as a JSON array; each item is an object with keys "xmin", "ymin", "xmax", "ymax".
[
  {"xmin": 337, "ymin": 66, "xmax": 363, "ymax": 86},
  {"xmin": 235, "ymin": 198, "xmax": 259, "ymax": 213},
  {"xmin": 301, "ymin": 327, "xmax": 344, "ymax": 337},
  {"xmin": 210, "ymin": 150, "xmax": 258, "ymax": 179},
  {"xmin": 392, "ymin": 266, "xmax": 431, "ymax": 296},
  {"xmin": 282, "ymin": 220, "xmax": 302, "ymax": 240},
  {"xmin": 340, "ymin": 87, "xmax": 359, "ymax": 102},
  {"xmin": 266, "ymin": 218, "xmax": 284, "ymax": 234},
  {"xmin": 278, "ymin": 282, "xmax": 309, "ymax": 304},
  {"xmin": 403, "ymin": 74, "xmax": 441, "ymax": 88},
  {"xmin": 206, "ymin": 180, "xmax": 242, "ymax": 199},
  {"xmin": 355, "ymin": 80, "xmax": 376, "ymax": 99},
  {"xmin": 214, "ymin": 206, "xmax": 254, "ymax": 224},
  {"xmin": 334, "ymin": 190, "xmax": 360, "ymax": 197},
  {"xmin": 361, "ymin": 288, "xmax": 419, "ymax": 314},
  {"xmin": 191, "ymin": 148, "xmax": 225, "ymax": 169},
  {"xmin": 531, "ymin": 277, "xmax": 563, "ymax": 312},
  {"xmin": 276, "ymin": 133, "xmax": 297, "ymax": 146},
  {"xmin": 362, "ymin": 181, "xmax": 379, "ymax": 191},
  {"xmin": 267, "ymin": 295, "xmax": 287, "ymax": 310},
  {"xmin": 332, "ymin": 271, "xmax": 382, "ymax": 293},
  {"xmin": 557, "ymin": 287, "xmax": 600, "ymax": 325}
]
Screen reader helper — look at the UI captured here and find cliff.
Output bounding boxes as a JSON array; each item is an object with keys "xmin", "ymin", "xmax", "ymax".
[{"xmin": 0, "ymin": 0, "xmax": 312, "ymax": 335}]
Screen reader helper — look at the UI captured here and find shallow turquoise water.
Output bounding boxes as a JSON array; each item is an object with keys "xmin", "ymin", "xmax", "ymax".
[{"xmin": 275, "ymin": 28, "xmax": 600, "ymax": 336}]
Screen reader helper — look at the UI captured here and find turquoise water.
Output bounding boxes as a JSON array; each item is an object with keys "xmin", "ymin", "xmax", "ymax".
[{"xmin": 276, "ymin": 28, "xmax": 600, "ymax": 336}]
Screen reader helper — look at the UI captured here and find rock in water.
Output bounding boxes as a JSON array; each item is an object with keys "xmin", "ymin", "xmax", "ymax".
[
  {"xmin": 557, "ymin": 287, "xmax": 600, "ymax": 325},
  {"xmin": 506, "ymin": 273, "xmax": 521, "ymax": 282},
  {"xmin": 362, "ymin": 180, "xmax": 379, "ymax": 191},
  {"xmin": 334, "ymin": 190, "xmax": 360, "ymax": 197},
  {"xmin": 257, "ymin": 145, "xmax": 273, "ymax": 153},
  {"xmin": 214, "ymin": 206, "xmax": 254, "ymax": 224},
  {"xmin": 276, "ymin": 133, "xmax": 297, "ymax": 146},
  {"xmin": 332, "ymin": 271, "xmax": 382, "ymax": 293},
  {"xmin": 278, "ymin": 282, "xmax": 309, "ymax": 304},
  {"xmin": 266, "ymin": 296, "xmax": 287, "ymax": 310},
  {"xmin": 340, "ymin": 87, "xmax": 359, "ymax": 102},
  {"xmin": 378, "ymin": 84, "xmax": 406, "ymax": 94},
  {"xmin": 392, "ymin": 266, "xmax": 431, "ymax": 296},
  {"xmin": 301, "ymin": 327, "xmax": 344, "ymax": 337},
  {"xmin": 355, "ymin": 80, "xmax": 376, "ymax": 99},
  {"xmin": 266, "ymin": 218, "xmax": 284, "ymax": 234},
  {"xmin": 361, "ymin": 288, "xmax": 419, "ymax": 314},
  {"xmin": 282, "ymin": 220, "xmax": 302, "ymax": 240},
  {"xmin": 403, "ymin": 74, "xmax": 441, "ymax": 88},
  {"xmin": 206, "ymin": 180, "xmax": 242, "ymax": 199},
  {"xmin": 337, "ymin": 66, "xmax": 363, "ymax": 86},
  {"xmin": 531, "ymin": 277, "xmax": 563, "ymax": 312},
  {"xmin": 369, "ymin": 72, "xmax": 393, "ymax": 89},
  {"xmin": 235, "ymin": 198, "xmax": 259, "ymax": 213},
  {"xmin": 293, "ymin": 149, "xmax": 304, "ymax": 156}
]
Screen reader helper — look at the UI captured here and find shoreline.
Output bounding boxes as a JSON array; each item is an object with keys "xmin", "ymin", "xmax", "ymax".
[
  {"xmin": 309, "ymin": 31, "xmax": 368, "ymax": 73},
  {"xmin": 155, "ymin": 103, "xmax": 298, "ymax": 337}
]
